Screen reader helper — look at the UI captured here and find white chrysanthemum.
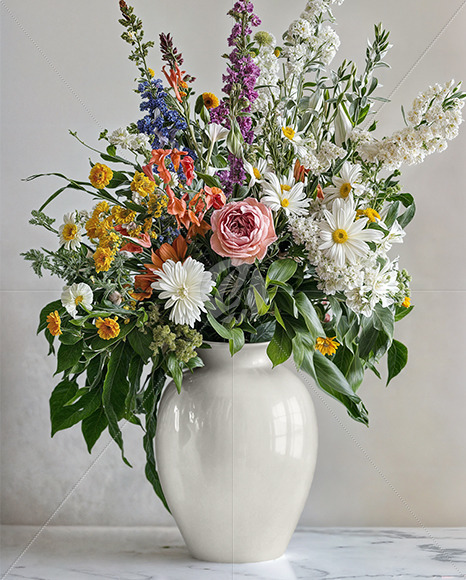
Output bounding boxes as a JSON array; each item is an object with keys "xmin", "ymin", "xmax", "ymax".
[
  {"xmin": 109, "ymin": 127, "xmax": 133, "ymax": 149},
  {"xmin": 152, "ymin": 257, "xmax": 214, "ymax": 327},
  {"xmin": 319, "ymin": 198, "xmax": 383, "ymax": 266},
  {"xmin": 61, "ymin": 283, "xmax": 93, "ymax": 319},
  {"xmin": 244, "ymin": 158, "xmax": 270, "ymax": 188},
  {"xmin": 58, "ymin": 212, "xmax": 82, "ymax": 251},
  {"xmin": 261, "ymin": 173, "xmax": 310, "ymax": 216},
  {"xmin": 129, "ymin": 133, "xmax": 152, "ymax": 152},
  {"xmin": 208, "ymin": 123, "xmax": 229, "ymax": 144},
  {"xmin": 323, "ymin": 162, "xmax": 364, "ymax": 204}
]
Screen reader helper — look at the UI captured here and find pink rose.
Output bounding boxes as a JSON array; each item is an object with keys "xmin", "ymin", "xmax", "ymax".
[{"xmin": 210, "ymin": 198, "xmax": 277, "ymax": 266}]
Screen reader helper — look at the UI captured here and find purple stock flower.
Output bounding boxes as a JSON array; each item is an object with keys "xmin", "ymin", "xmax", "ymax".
[{"xmin": 210, "ymin": 1, "xmax": 261, "ymax": 194}]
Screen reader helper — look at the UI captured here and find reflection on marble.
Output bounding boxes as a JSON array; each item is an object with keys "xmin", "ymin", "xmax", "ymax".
[{"xmin": 1, "ymin": 526, "xmax": 465, "ymax": 580}]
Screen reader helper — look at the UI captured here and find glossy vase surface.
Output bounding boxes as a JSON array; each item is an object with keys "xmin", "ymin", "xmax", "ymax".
[{"xmin": 155, "ymin": 342, "xmax": 318, "ymax": 563}]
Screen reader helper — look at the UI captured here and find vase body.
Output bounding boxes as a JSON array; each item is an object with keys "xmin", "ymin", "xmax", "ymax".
[{"xmin": 155, "ymin": 342, "xmax": 318, "ymax": 563}]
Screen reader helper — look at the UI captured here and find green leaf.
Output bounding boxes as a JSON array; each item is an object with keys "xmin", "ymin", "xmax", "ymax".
[
  {"xmin": 106, "ymin": 171, "xmax": 129, "ymax": 189},
  {"xmin": 38, "ymin": 300, "xmax": 63, "ymax": 334},
  {"xmin": 206, "ymin": 312, "xmax": 231, "ymax": 341},
  {"xmin": 266, "ymin": 258, "xmax": 298, "ymax": 286},
  {"xmin": 249, "ymin": 321, "xmax": 275, "ymax": 343},
  {"xmin": 395, "ymin": 304, "xmax": 414, "ymax": 322},
  {"xmin": 58, "ymin": 329, "xmax": 82, "ymax": 345},
  {"xmin": 50, "ymin": 380, "xmax": 101, "ymax": 436},
  {"xmin": 166, "ymin": 353, "xmax": 183, "ymax": 393},
  {"xmin": 195, "ymin": 171, "xmax": 222, "ymax": 188},
  {"xmin": 229, "ymin": 328, "xmax": 245, "ymax": 356},
  {"xmin": 274, "ymin": 304, "xmax": 286, "ymax": 330},
  {"xmin": 128, "ymin": 328, "xmax": 153, "ymax": 363},
  {"xmin": 333, "ymin": 346, "xmax": 364, "ymax": 392},
  {"xmin": 373, "ymin": 304, "xmax": 394, "ymax": 343},
  {"xmin": 126, "ymin": 353, "xmax": 144, "ymax": 413},
  {"xmin": 358, "ymin": 318, "xmax": 379, "ymax": 360},
  {"xmin": 387, "ymin": 339, "xmax": 408, "ymax": 385},
  {"xmin": 313, "ymin": 351, "xmax": 360, "ymax": 402},
  {"xmin": 253, "ymin": 287, "xmax": 270, "ymax": 316},
  {"xmin": 81, "ymin": 406, "xmax": 108, "ymax": 453},
  {"xmin": 267, "ymin": 324, "xmax": 292, "ymax": 367},
  {"xmin": 143, "ymin": 368, "xmax": 171, "ymax": 513},
  {"xmin": 294, "ymin": 292, "xmax": 324, "ymax": 340},
  {"xmin": 56, "ymin": 340, "xmax": 84, "ymax": 374},
  {"xmin": 102, "ymin": 341, "xmax": 133, "ymax": 466},
  {"xmin": 397, "ymin": 200, "xmax": 416, "ymax": 228}
]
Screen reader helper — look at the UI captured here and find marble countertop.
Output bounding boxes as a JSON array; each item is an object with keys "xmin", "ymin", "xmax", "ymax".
[{"xmin": 1, "ymin": 526, "xmax": 465, "ymax": 580}]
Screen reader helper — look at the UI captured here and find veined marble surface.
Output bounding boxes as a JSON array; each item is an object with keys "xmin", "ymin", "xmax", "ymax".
[{"xmin": 1, "ymin": 526, "xmax": 465, "ymax": 580}]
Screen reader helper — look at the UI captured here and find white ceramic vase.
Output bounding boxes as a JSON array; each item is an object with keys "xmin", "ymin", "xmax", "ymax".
[{"xmin": 155, "ymin": 342, "xmax": 318, "ymax": 563}]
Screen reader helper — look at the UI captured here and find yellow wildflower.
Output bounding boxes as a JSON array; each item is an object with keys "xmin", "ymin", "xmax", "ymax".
[
  {"xmin": 315, "ymin": 336, "xmax": 340, "ymax": 357},
  {"xmin": 112, "ymin": 205, "xmax": 137, "ymax": 225},
  {"xmin": 202, "ymin": 92, "xmax": 220, "ymax": 109},
  {"xmin": 402, "ymin": 296, "xmax": 411, "ymax": 308},
  {"xmin": 89, "ymin": 164, "xmax": 113, "ymax": 189},
  {"xmin": 131, "ymin": 171, "xmax": 156, "ymax": 198},
  {"xmin": 46, "ymin": 311, "xmax": 62, "ymax": 336},
  {"xmin": 95, "ymin": 317, "xmax": 120, "ymax": 340},
  {"xmin": 282, "ymin": 126, "xmax": 295, "ymax": 140},
  {"xmin": 93, "ymin": 247, "xmax": 115, "ymax": 273},
  {"xmin": 274, "ymin": 47, "xmax": 281, "ymax": 58},
  {"xmin": 147, "ymin": 192, "xmax": 168, "ymax": 218},
  {"xmin": 94, "ymin": 201, "xmax": 110, "ymax": 215},
  {"xmin": 356, "ymin": 208, "xmax": 381, "ymax": 223},
  {"xmin": 148, "ymin": 68, "xmax": 155, "ymax": 77}
]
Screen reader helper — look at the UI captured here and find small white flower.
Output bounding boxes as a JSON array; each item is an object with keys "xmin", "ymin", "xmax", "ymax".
[
  {"xmin": 244, "ymin": 158, "xmax": 270, "ymax": 188},
  {"xmin": 58, "ymin": 212, "xmax": 82, "ymax": 251},
  {"xmin": 61, "ymin": 283, "xmax": 94, "ymax": 318},
  {"xmin": 319, "ymin": 198, "xmax": 383, "ymax": 266},
  {"xmin": 261, "ymin": 173, "xmax": 310, "ymax": 216},
  {"xmin": 323, "ymin": 162, "xmax": 364, "ymax": 204},
  {"xmin": 208, "ymin": 123, "xmax": 229, "ymax": 144},
  {"xmin": 152, "ymin": 258, "xmax": 214, "ymax": 327},
  {"xmin": 109, "ymin": 127, "xmax": 133, "ymax": 149}
]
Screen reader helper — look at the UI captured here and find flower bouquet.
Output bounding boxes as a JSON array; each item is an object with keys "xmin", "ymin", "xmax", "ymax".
[{"xmin": 24, "ymin": 0, "xmax": 464, "ymax": 518}]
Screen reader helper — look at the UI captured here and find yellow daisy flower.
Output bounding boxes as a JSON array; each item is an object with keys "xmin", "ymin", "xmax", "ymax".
[
  {"xmin": 402, "ymin": 296, "xmax": 411, "ymax": 308},
  {"xmin": 315, "ymin": 336, "xmax": 340, "ymax": 356},
  {"xmin": 95, "ymin": 317, "xmax": 120, "ymax": 340},
  {"xmin": 93, "ymin": 247, "xmax": 115, "ymax": 273},
  {"xmin": 89, "ymin": 163, "xmax": 113, "ymax": 189},
  {"xmin": 46, "ymin": 311, "xmax": 62, "ymax": 336},
  {"xmin": 202, "ymin": 92, "xmax": 220, "ymax": 109}
]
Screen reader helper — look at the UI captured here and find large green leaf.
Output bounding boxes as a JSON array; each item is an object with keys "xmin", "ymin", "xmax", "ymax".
[
  {"xmin": 81, "ymin": 406, "xmax": 108, "ymax": 453},
  {"xmin": 387, "ymin": 339, "xmax": 408, "ymax": 385},
  {"xmin": 143, "ymin": 368, "xmax": 171, "ymax": 512},
  {"xmin": 313, "ymin": 351, "xmax": 361, "ymax": 402},
  {"xmin": 102, "ymin": 341, "xmax": 133, "ymax": 466},
  {"xmin": 373, "ymin": 304, "xmax": 394, "ymax": 342},
  {"xmin": 56, "ymin": 340, "xmax": 84, "ymax": 374},
  {"xmin": 294, "ymin": 292, "xmax": 324, "ymax": 340},
  {"xmin": 50, "ymin": 380, "xmax": 101, "ymax": 436},
  {"xmin": 266, "ymin": 258, "xmax": 298, "ymax": 286},
  {"xmin": 266, "ymin": 324, "xmax": 292, "ymax": 367},
  {"xmin": 128, "ymin": 328, "xmax": 153, "ymax": 363}
]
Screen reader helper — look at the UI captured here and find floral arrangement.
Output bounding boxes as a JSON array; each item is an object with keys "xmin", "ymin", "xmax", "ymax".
[{"xmin": 23, "ymin": 0, "xmax": 464, "ymax": 510}]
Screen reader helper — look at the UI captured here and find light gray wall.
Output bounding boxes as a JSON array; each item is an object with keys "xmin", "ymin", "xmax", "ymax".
[{"xmin": 1, "ymin": 0, "xmax": 465, "ymax": 527}]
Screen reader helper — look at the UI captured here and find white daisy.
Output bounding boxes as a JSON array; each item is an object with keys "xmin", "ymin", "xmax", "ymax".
[
  {"xmin": 61, "ymin": 283, "xmax": 94, "ymax": 318},
  {"xmin": 261, "ymin": 172, "xmax": 310, "ymax": 216},
  {"xmin": 323, "ymin": 162, "xmax": 364, "ymax": 204},
  {"xmin": 58, "ymin": 212, "xmax": 82, "ymax": 251},
  {"xmin": 319, "ymin": 198, "xmax": 383, "ymax": 266},
  {"xmin": 244, "ymin": 158, "xmax": 270, "ymax": 188},
  {"xmin": 152, "ymin": 257, "xmax": 214, "ymax": 328}
]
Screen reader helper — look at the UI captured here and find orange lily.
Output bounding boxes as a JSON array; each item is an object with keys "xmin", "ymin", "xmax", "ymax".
[
  {"xmin": 162, "ymin": 64, "xmax": 186, "ymax": 103},
  {"xmin": 170, "ymin": 148, "xmax": 187, "ymax": 171}
]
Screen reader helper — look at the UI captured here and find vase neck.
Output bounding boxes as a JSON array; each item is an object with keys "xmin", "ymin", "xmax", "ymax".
[{"xmin": 199, "ymin": 342, "xmax": 272, "ymax": 370}]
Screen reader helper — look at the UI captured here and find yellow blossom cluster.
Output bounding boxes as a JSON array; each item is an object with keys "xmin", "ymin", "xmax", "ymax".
[
  {"xmin": 86, "ymin": 202, "xmax": 121, "ymax": 273},
  {"xmin": 131, "ymin": 171, "xmax": 156, "ymax": 197}
]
